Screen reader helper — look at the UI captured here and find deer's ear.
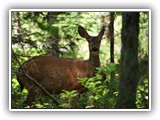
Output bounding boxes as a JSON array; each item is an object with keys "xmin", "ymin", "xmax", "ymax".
[
  {"xmin": 78, "ymin": 25, "xmax": 90, "ymax": 39},
  {"xmin": 98, "ymin": 26, "xmax": 105, "ymax": 39}
]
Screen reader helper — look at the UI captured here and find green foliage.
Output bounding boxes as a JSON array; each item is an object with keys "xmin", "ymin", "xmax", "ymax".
[
  {"xmin": 11, "ymin": 78, "xmax": 28, "ymax": 109},
  {"xmin": 78, "ymin": 63, "xmax": 119, "ymax": 108},
  {"xmin": 59, "ymin": 90, "xmax": 79, "ymax": 108},
  {"xmin": 60, "ymin": 90, "xmax": 79, "ymax": 99},
  {"xmin": 136, "ymin": 78, "xmax": 149, "ymax": 108},
  {"xmin": 11, "ymin": 11, "xmax": 149, "ymax": 109},
  {"xmin": 135, "ymin": 12, "xmax": 149, "ymax": 108}
]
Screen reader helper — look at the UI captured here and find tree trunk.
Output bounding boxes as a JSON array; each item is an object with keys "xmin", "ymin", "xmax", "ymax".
[
  {"xmin": 115, "ymin": 12, "xmax": 140, "ymax": 108},
  {"xmin": 109, "ymin": 12, "xmax": 114, "ymax": 64},
  {"xmin": 109, "ymin": 12, "xmax": 115, "ymax": 85}
]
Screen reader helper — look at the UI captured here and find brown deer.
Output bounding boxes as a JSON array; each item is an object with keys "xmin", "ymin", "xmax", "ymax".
[{"xmin": 16, "ymin": 25, "xmax": 105, "ymax": 106}]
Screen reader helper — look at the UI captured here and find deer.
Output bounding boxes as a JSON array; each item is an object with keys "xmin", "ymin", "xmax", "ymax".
[{"xmin": 16, "ymin": 25, "xmax": 105, "ymax": 106}]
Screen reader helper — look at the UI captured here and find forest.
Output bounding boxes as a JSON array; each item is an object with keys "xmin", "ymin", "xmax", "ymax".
[{"xmin": 11, "ymin": 11, "xmax": 149, "ymax": 109}]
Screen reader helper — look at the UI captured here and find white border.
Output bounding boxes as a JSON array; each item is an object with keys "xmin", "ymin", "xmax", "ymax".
[
  {"xmin": 10, "ymin": 9, "xmax": 150, "ymax": 12},
  {"xmin": 149, "ymin": 9, "xmax": 152, "ymax": 110},
  {"xmin": 9, "ymin": 9, "xmax": 12, "ymax": 111},
  {"xmin": 9, "ymin": 9, "xmax": 151, "ymax": 111}
]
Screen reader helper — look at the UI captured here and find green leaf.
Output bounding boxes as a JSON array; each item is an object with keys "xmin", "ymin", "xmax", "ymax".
[
  {"xmin": 85, "ymin": 105, "xmax": 94, "ymax": 108},
  {"xmin": 108, "ymin": 98, "xmax": 116, "ymax": 105},
  {"xmin": 59, "ymin": 103, "xmax": 70, "ymax": 108},
  {"xmin": 107, "ymin": 63, "xmax": 116, "ymax": 73}
]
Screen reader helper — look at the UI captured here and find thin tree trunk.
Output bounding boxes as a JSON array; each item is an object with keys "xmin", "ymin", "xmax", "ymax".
[
  {"xmin": 109, "ymin": 12, "xmax": 114, "ymax": 64},
  {"xmin": 109, "ymin": 12, "xmax": 115, "ymax": 84}
]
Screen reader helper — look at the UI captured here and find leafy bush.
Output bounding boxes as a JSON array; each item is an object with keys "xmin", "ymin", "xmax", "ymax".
[
  {"xmin": 59, "ymin": 90, "xmax": 79, "ymax": 108},
  {"xmin": 77, "ymin": 63, "xmax": 119, "ymax": 108}
]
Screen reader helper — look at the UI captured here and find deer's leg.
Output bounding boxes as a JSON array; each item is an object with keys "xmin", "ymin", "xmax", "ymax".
[{"xmin": 26, "ymin": 86, "xmax": 37, "ymax": 106}]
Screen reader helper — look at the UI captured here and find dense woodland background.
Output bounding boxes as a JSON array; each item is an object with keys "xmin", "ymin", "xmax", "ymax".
[{"xmin": 11, "ymin": 11, "xmax": 149, "ymax": 109}]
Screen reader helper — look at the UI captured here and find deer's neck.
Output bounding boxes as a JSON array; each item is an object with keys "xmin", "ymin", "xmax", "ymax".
[{"xmin": 89, "ymin": 52, "xmax": 100, "ymax": 68}]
